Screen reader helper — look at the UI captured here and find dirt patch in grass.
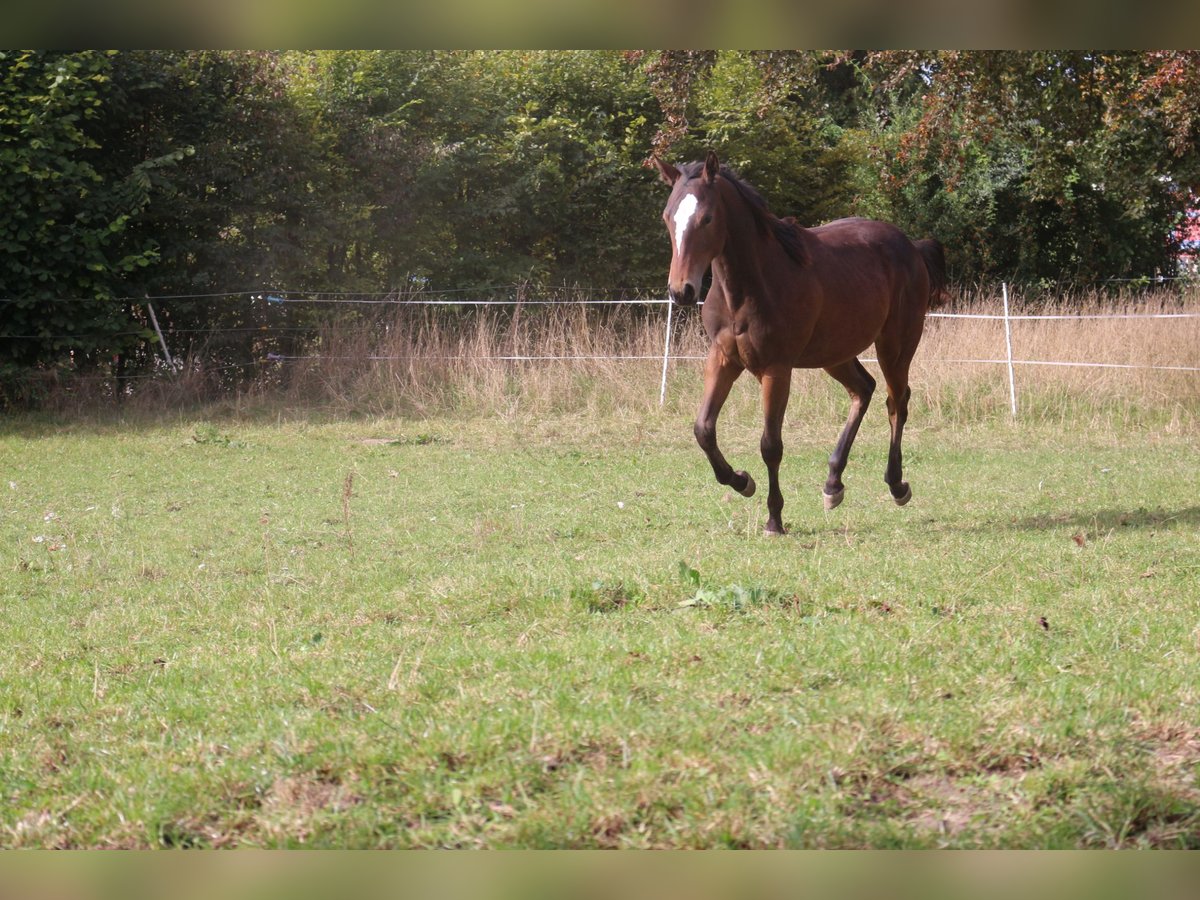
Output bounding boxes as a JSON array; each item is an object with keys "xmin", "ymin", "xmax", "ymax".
[
  {"xmin": 900, "ymin": 771, "xmax": 1030, "ymax": 842},
  {"xmin": 1140, "ymin": 722, "xmax": 1200, "ymax": 793},
  {"xmin": 257, "ymin": 772, "xmax": 361, "ymax": 843},
  {"xmin": 1137, "ymin": 721, "xmax": 1200, "ymax": 847},
  {"xmin": 590, "ymin": 810, "xmax": 629, "ymax": 848},
  {"xmin": 7, "ymin": 809, "xmax": 71, "ymax": 848},
  {"xmin": 825, "ymin": 720, "xmax": 1045, "ymax": 846},
  {"xmin": 538, "ymin": 737, "xmax": 628, "ymax": 773}
]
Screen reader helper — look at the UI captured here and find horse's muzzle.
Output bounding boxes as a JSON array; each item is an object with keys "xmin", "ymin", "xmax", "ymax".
[{"xmin": 669, "ymin": 283, "xmax": 698, "ymax": 306}]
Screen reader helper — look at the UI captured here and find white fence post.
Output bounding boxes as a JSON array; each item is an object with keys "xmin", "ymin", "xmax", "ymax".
[
  {"xmin": 659, "ymin": 299, "xmax": 674, "ymax": 406},
  {"xmin": 146, "ymin": 301, "xmax": 176, "ymax": 371},
  {"xmin": 1002, "ymin": 282, "xmax": 1017, "ymax": 418}
]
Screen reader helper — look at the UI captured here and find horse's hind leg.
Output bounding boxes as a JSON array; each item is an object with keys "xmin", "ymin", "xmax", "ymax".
[
  {"xmin": 694, "ymin": 346, "xmax": 755, "ymax": 498},
  {"xmin": 821, "ymin": 359, "xmax": 876, "ymax": 510},
  {"xmin": 758, "ymin": 365, "xmax": 793, "ymax": 535},
  {"xmin": 876, "ymin": 353, "xmax": 915, "ymax": 505}
]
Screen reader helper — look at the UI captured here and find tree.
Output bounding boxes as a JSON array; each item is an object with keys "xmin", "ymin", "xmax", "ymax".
[
  {"xmin": 96, "ymin": 51, "xmax": 337, "ymax": 373},
  {"xmin": 684, "ymin": 52, "xmax": 855, "ymax": 228},
  {"xmin": 859, "ymin": 52, "xmax": 1200, "ymax": 284},
  {"xmin": 630, "ymin": 50, "xmax": 1200, "ymax": 286},
  {"xmin": 294, "ymin": 51, "xmax": 663, "ymax": 291},
  {"xmin": 0, "ymin": 50, "xmax": 179, "ymax": 399}
]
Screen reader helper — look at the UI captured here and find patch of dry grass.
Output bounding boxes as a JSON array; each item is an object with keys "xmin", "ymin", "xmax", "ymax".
[
  {"xmin": 919, "ymin": 284, "xmax": 1200, "ymax": 429},
  {"xmin": 264, "ymin": 285, "xmax": 1200, "ymax": 433},
  {"xmin": 33, "ymin": 284, "xmax": 1200, "ymax": 435}
]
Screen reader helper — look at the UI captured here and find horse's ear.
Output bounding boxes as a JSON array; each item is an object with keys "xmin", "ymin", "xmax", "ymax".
[
  {"xmin": 652, "ymin": 157, "xmax": 680, "ymax": 186},
  {"xmin": 704, "ymin": 150, "xmax": 720, "ymax": 185}
]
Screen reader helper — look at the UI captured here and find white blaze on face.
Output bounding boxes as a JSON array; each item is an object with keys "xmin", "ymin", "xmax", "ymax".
[{"xmin": 672, "ymin": 193, "xmax": 699, "ymax": 254}]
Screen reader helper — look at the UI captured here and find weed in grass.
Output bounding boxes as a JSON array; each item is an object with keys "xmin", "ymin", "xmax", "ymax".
[
  {"xmin": 341, "ymin": 471, "xmax": 355, "ymax": 557},
  {"xmin": 674, "ymin": 561, "xmax": 800, "ymax": 613},
  {"xmin": 572, "ymin": 580, "xmax": 643, "ymax": 614},
  {"xmin": 191, "ymin": 423, "xmax": 244, "ymax": 447}
]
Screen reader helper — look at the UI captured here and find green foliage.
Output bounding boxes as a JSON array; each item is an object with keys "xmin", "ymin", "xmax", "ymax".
[
  {"xmin": 572, "ymin": 578, "xmax": 644, "ymax": 613},
  {"xmin": 680, "ymin": 52, "xmax": 855, "ymax": 227},
  {"xmin": 0, "ymin": 51, "xmax": 164, "ymax": 398},
  {"xmin": 190, "ymin": 422, "xmax": 245, "ymax": 447},
  {"xmin": 638, "ymin": 50, "xmax": 1200, "ymax": 284},
  {"xmin": 291, "ymin": 51, "xmax": 662, "ymax": 290},
  {"xmin": 4, "ymin": 50, "xmax": 1200, "ymax": 407},
  {"xmin": 94, "ymin": 52, "xmax": 337, "ymax": 373},
  {"xmin": 854, "ymin": 52, "xmax": 1200, "ymax": 284}
]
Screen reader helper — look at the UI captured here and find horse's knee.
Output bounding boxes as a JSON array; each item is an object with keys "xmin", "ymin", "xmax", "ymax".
[
  {"xmin": 760, "ymin": 432, "xmax": 783, "ymax": 467},
  {"xmin": 694, "ymin": 421, "xmax": 716, "ymax": 452},
  {"xmin": 886, "ymin": 385, "xmax": 911, "ymax": 417}
]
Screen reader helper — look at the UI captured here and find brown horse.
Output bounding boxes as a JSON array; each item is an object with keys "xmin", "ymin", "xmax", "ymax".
[{"xmin": 654, "ymin": 151, "xmax": 945, "ymax": 535}]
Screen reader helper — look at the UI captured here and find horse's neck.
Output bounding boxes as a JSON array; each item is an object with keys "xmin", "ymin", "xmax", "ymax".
[
  {"xmin": 712, "ymin": 225, "xmax": 772, "ymax": 315},
  {"xmin": 711, "ymin": 184, "xmax": 790, "ymax": 314}
]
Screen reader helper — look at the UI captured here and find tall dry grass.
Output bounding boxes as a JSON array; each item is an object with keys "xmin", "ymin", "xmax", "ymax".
[
  {"xmin": 270, "ymin": 287, "xmax": 1199, "ymax": 431},
  {"xmin": 272, "ymin": 304, "xmax": 707, "ymax": 419},
  {"xmin": 915, "ymin": 284, "xmax": 1200, "ymax": 431},
  {"xmin": 39, "ymin": 286, "xmax": 1200, "ymax": 432}
]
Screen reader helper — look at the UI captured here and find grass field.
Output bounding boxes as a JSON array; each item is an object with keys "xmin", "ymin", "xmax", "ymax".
[{"xmin": 4, "ymin": 298, "xmax": 1200, "ymax": 848}]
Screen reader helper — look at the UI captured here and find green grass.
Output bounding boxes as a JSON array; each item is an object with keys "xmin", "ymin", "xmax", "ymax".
[{"xmin": 3, "ymin": 396, "xmax": 1199, "ymax": 848}]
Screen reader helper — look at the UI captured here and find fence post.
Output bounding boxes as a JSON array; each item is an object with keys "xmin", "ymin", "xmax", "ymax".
[
  {"xmin": 146, "ymin": 301, "xmax": 176, "ymax": 371},
  {"xmin": 1002, "ymin": 282, "xmax": 1017, "ymax": 418},
  {"xmin": 659, "ymin": 299, "xmax": 674, "ymax": 406}
]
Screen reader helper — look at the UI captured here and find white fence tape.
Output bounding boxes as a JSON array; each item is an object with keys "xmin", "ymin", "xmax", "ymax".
[
  {"xmin": 18, "ymin": 284, "xmax": 1192, "ymax": 412},
  {"xmin": 255, "ymin": 283, "xmax": 1197, "ymax": 412}
]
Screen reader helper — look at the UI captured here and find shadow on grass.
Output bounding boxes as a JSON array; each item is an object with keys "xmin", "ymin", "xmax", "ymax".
[{"xmin": 1001, "ymin": 506, "xmax": 1200, "ymax": 533}]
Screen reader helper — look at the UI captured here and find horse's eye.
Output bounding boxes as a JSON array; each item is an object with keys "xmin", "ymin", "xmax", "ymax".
[{"xmin": 701, "ymin": 215, "xmax": 713, "ymax": 226}]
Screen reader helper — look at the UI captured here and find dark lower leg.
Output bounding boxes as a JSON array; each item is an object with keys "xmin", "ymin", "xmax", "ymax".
[
  {"xmin": 760, "ymin": 369, "xmax": 792, "ymax": 535},
  {"xmin": 695, "ymin": 349, "xmax": 753, "ymax": 496},
  {"xmin": 823, "ymin": 361, "xmax": 875, "ymax": 504},
  {"xmin": 696, "ymin": 420, "xmax": 755, "ymax": 496},
  {"xmin": 885, "ymin": 386, "xmax": 911, "ymax": 501}
]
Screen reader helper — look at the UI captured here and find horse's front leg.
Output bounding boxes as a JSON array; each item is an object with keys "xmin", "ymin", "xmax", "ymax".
[
  {"xmin": 758, "ymin": 365, "xmax": 792, "ymax": 536},
  {"xmin": 694, "ymin": 346, "xmax": 755, "ymax": 498}
]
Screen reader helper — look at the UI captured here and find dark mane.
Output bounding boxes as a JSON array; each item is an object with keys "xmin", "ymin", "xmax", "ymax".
[{"xmin": 678, "ymin": 161, "xmax": 809, "ymax": 267}]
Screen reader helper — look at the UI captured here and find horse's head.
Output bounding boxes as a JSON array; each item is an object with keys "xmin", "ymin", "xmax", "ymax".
[{"xmin": 653, "ymin": 150, "xmax": 726, "ymax": 306}]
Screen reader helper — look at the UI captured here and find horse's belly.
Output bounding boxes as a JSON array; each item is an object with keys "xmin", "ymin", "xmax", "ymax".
[
  {"xmin": 791, "ymin": 341, "xmax": 875, "ymax": 369},
  {"xmin": 790, "ymin": 308, "xmax": 886, "ymax": 368}
]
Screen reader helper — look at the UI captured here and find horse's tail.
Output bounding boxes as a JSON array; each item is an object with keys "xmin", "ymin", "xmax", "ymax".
[{"xmin": 915, "ymin": 238, "xmax": 946, "ymax": 309}]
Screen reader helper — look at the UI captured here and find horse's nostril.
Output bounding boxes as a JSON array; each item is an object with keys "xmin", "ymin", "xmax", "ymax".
[{"xmin": 670, "ymin": 283, "xmax": 696, "ymax": 305}]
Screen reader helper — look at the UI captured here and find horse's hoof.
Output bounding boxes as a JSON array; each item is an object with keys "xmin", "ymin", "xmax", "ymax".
[
  {"xmin": 893, "ymin": 483, "xmax": 912, "ymax": 506},
  {"xmin": 736, "ymin": 472, "xmax": 756, "ymax": 498},
  {"xmin": 763, "ymin": 525, "xmax": 786, "ymax": 537},
  {"xmin": 822, "ymin": 487, "xmax": 844, "ymax": 511}
]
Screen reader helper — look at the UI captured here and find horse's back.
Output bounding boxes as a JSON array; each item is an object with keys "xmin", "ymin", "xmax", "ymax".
[
  {"xmin": 808, "ymin": 217, "xmax": 917, "ymax": 255},
  {"xmin": 807, "ymin": 218, "xmax": 935, "ymax": 299}
]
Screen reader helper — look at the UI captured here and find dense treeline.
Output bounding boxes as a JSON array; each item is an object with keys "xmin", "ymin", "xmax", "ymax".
[{"xmin": 3, "ymin": 50, "xmax": 1199, "ymax": 402}]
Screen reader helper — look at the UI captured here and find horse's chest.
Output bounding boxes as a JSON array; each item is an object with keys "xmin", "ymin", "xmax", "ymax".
[
  {"xmin": 716, "ymin": 327, "xmax": 767, "ymax": 374},
  {"xmin": 735, "ymin": 333, "xmax": 765, "ymax": 372}
]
